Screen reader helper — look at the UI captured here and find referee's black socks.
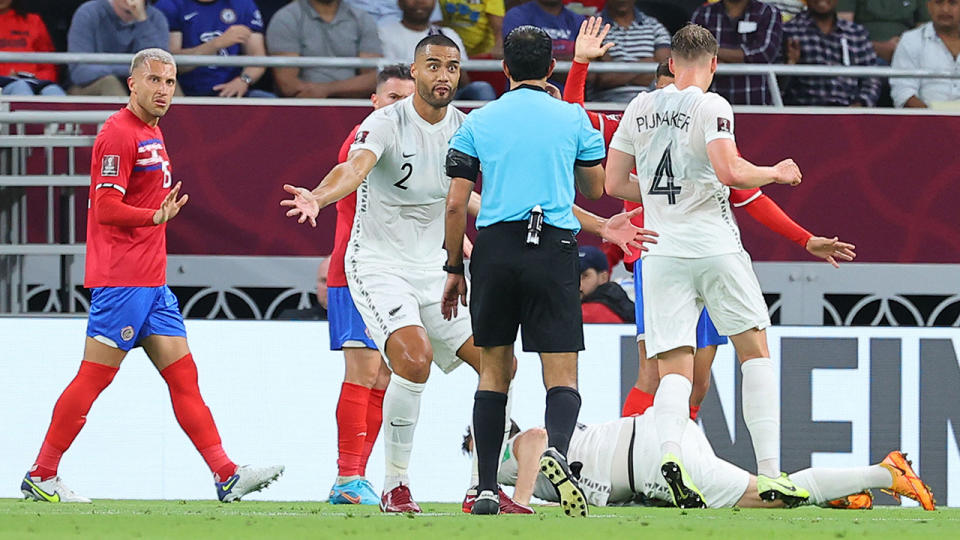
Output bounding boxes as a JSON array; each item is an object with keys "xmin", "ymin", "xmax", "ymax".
[
  {"xmin": 545, "ymin": 386, "xmax": 582, "ymax": 456},
  {"xmin": 473, "ymin": 390, "xmax": 508, "ymax": 493}
]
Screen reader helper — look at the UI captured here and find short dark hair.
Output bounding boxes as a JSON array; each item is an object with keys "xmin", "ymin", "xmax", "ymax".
[
  {"xmin": 10, "ymin": 0, "xmax": 27, "ymax": 17},
  {"xmin": 415, "ymin": 34, "xmax": 460, "ymax": 58},
  {"xmin": 377, "ymin": 63, "xmax": 413, "ymax": 88},
  {"xmin": 461, "ymin": 419, "xmax": 522, "ymax": 455},
  {"xmin": 656, "ymin": 61, "xmax": 673, "ymax": 79},
  {"xmin": 504, "ymin": 26, "xmax": 553, "ymax": 81},
  {"xmin": 671, "ymin": 23, "xmax": 719, "ymax": 60}
]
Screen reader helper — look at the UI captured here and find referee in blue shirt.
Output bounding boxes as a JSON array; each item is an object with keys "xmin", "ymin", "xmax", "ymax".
[{"xmin": 441, "ymin": 25, "xmax": 606, "ymax": 516}]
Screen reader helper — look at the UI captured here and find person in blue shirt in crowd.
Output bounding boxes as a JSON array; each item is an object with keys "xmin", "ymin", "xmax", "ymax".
[{"xmin": 155, "ymin": 0, "xmax": 274, "ymax": 97}]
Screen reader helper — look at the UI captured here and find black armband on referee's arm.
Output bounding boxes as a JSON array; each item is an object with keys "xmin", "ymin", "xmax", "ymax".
[
  {"xmin": 445, "ymin": 148, "xmax": 480, "ymax": 182},
  {"xmin": 575, "ymin": 158, "xmax": 603, "ymax": 167}
]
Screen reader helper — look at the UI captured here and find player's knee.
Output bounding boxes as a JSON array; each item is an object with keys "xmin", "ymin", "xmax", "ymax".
[{"xmin": 393, "ymin": 355, "xmax": 431, "ymax": 383}]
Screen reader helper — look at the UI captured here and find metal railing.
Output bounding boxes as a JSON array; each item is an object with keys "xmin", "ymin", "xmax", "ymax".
[{"xmin": 3, "ymin": 51, "xmax": 960, "ymax": 107}]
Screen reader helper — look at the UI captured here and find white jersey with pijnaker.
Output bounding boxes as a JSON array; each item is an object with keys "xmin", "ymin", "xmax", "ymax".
[
  {"xmin": 347, "ymin": 96, "xmax": 467, "ymax": 270},
  {"xmin": 609, "ymin": 84, "xmax": 744, "ymax": 259}
]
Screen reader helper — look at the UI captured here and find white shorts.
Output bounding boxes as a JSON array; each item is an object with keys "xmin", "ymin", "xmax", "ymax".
[
  {"xmin": 346, "ymin": 265, "xmax": 471, "ymax": 374},
  {"xmin": 618, "ymin": 414, "xmax": 750, "ymax": 508},
  {"xmin": 641, "ymin": 252, "xmax": 770, "ymax": 357}
]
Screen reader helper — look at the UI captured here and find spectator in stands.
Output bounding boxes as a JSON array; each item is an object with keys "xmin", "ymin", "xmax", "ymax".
[
  {"xmin": 502, "ymin": 0, "xmax": 584, "ymax": 61},
  {"xmin": 579, "ymin": 246, "xmax": 634, "ymax": 324},
  {"xmin": 838, "ymin": 0, "xmax": 929, "ymax": 63},
  {"xmin": 589, "ymin": 0, "xmax": 670, "ymax": 102},
  {"xmin": 278, "ymin": 258, "xmax": 330, "ymax": 320},
  {"xmin": 380, "ymin": 0, "xmax": 497, "ymax": 99},
  {"xmin": 891, "ymin": 0, "xmax": 960, "ymax": 108},
  {"xmin": 439, "ymin": 0, "xmax": 504, "ymax": 57},
  {"xmin": 0, "ymin": 0, "xmax": 65, "ymax": 96},
  {"xmin": 266, "ymin": 0, "xmax": 382, "ymax": 98},
  {"xmin": 67, "ymin": 0, "xmax": 169, "ymax": 96},
  {"xmin": 156, "ymin": 0, "xmax": 273, "ymax": 97},
  {"xmin": 691, "ymin": 0, "xmax": 784, "ymax": 105},
  {"xmin": 349, "ymin": 0, "xmax": 442, "ymax": 24},
  {"xmin": 782, "ymin": 0, "xmax": 879, "ymax": 107},
  {"xmin": 759, "ymin": 0, "xmax": 806, "ymax": 22},
  {"xmin": 33, "ymin": 0, "xmax": 86, "ymax": 53}
]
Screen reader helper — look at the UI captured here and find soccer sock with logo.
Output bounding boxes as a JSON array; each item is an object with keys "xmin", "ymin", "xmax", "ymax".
[
  {"xmin": 382, "ymin": 374, "xmax": 424, "ymax": 492},
  {"xmin": 654, "ymin": 373, "xmax": 692, "ymax": 459},
  {"xmin": 740, "ymin": 357, "xmax": 780, "ymax": 477},
  {"xmin": 160, "ymin": 354, "xmax": 237, "ymax": 482},
  {"xmin": 359, "ymin": 387, "xmax": 386, "ymax": 477},
  {"xmin": 544, "ymin": 386, "xmax": 581, "ymax": 456},
  {"xmin": 470, "ymin": 382, "xmax": 514, "ymax": 487},
  {"xmin": 32, "ymin": 360, "xmax": 119, "ymax": 480},
  {"xmin": 621, "ymin": 387, "xmax": 655, "ymax": 417},
  {"xmin": 336, "ymin": 382, "xmax": 370, "ymax": 482},
  {"xmin": 788, "ymin": 466, "xmax": 893, "ymax": 505},
  {"xmin": 474, "ymin": 390, "xmax": 508, "ymax": 493}
]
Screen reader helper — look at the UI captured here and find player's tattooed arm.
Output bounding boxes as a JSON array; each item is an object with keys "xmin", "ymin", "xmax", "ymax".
[{"xmin": 281, "ymin": 149, "xmax": 378, "ymax": 227}]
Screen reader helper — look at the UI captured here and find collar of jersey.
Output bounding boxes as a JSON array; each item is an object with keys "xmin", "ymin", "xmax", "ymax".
[{"xmin": 510, "ymin": 84, "xmax": 548, "ymax": 93}]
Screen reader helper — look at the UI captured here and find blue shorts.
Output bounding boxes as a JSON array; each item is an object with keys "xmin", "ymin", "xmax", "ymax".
[
  {"xmin": 86, "ymin": 286, "xmax": 187, "ymax": 351},
  {"xmin": 633, "ymin": 262, "xmax": 728, "ymax": 349},
  {"xmin": 328, "ymin": 286, "xmax": 377, "ymax": 350}
]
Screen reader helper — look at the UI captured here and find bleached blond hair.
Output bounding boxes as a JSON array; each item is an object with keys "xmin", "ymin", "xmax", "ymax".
[{"xmin": 129, "ymin": 48, "xmax": 176, "ymax": 76}]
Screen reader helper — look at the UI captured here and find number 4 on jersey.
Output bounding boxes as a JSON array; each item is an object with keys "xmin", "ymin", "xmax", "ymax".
[{"xmin": 648, "ymin": 143, "xmax": 681, "ymax": 204}]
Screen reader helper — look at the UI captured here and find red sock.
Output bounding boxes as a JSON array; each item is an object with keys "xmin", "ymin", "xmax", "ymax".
[
  {"xmin": 621, "ymin": 387, "xmax": 655, "ymax": 417},
  {"xmin": 160, "ymin": 354, "xmax": 236, "ymax": 482},
  {"xmin": 32, "ymin": 361, "xmax": 118, "ymax": 479},
  {"xmin": 337, "ymin": 382, "xmax": 371, "ymax": 478},
  {"xmin": 689, "ymin": 405, "xmax": 701, "ymax": 421},
  {"xmin": 360, "ymin": 387, "xmax": 386, "ymax": 476}
]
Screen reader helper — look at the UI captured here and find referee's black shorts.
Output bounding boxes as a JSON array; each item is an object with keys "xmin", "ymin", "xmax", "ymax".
[{"xmin": 469, "ymin": 221, "xmax": 584, "ymax": 353}]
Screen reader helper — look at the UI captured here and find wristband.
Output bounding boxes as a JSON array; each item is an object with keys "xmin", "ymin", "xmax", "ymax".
[{"xmin": 443, "ymin": 263, "xmax": 465, "ymax": 275}]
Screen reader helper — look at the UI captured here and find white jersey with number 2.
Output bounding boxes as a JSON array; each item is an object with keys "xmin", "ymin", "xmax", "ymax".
[
  {"xmin": 347, "ymin": 96, "xmax": 467, "ymax": 270},
  {"xmin": 609, "ymin": 84, "xmax": 745, "ymax": 259}
]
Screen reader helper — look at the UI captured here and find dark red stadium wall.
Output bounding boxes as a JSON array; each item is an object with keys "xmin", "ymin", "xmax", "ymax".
[{"xmin": 16, "ymin": 102, "xmax": 960, "ymax": 262}]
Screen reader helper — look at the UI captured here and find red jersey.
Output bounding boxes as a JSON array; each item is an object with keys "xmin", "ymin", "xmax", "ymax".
[
  {"xmin": 85, "ymin": 108, "xmax": 172, "ymax": 288},
  {"xmin": 0, "ymin": 11, "xmax": 58, "ymax": 82},
  {"xmin": 327, "ymin": 125, "xmax": 361, "ymax": 288}
]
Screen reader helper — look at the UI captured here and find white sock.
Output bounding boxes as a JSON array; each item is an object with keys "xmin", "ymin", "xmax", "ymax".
[
  {"xmin": 654, "ymin": 373, "xmax": 692, "ymax": 458},
  {"xmin": 788, "ymin": 465, "xmax": 893, "ymax": 505},
  {"xmin": 382, "ymin": 374, "xmax": 424, "ymax": 492},
  {"xmin": 741, "ymin": 358, "xmax": 780, "ymax": 477},
  {"xmin": 469, "ymin": 382, "xmax": 514, "ymax": 488}
]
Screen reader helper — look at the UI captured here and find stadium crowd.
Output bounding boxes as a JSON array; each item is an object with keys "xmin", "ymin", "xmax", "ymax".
[{"xmin": 3, "ymin": 0, "xmax": 959, "ymax": 106}]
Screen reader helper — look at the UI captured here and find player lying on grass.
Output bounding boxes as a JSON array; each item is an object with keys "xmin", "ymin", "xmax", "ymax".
[{"xmin": 463, "ymin": 412, "xmax": 935, "ymax": 511}]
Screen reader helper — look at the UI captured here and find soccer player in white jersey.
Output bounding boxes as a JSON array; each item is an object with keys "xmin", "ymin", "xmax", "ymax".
[
  {"xmin": 472, "ymin": 414, "xmax": 935, "ymax": 511},
  {"xmin": 282, "ymin": 34, "xmax": 650, "ymax": 513},
  {"xmin": 604, "ymin": 23, "xmax": 807, "ymax": 508}
]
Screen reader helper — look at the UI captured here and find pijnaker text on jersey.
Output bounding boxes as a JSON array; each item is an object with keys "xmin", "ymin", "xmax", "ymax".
[{"xmin": 636, "ymin": 111, "xmax": 692, "ymax": 132}]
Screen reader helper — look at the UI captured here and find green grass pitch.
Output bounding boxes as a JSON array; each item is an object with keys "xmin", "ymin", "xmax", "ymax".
[{"xmin": 1, "ymin": 499, "xmax": 957, "ymax": 539}]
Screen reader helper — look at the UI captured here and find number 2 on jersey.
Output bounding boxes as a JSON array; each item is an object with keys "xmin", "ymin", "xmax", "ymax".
[
  {"xmin": 648, "ymin": 143, "xmax": 681, "ymax": 204},
  {"xmin": 394, "ymin": 163, "xmax": 412, "ymax": 190}
]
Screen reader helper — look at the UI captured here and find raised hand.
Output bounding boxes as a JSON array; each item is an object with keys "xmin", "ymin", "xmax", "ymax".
[
  {"xmin": 280, "ymin": 184, "xmax": 320, "ymax": 227},
  {"xmin": 153, "ymin": 181, "xmax": 188, "ymax": 225},
  {"xmin": 574, "ymin": 16, "xmax": 614, "ymax": 64},
  {"xmin": 773, "ymin": 158, "xmax": 802, "ymax": 186},
  {"xmin": 805, "ymin": 236, "xmax": 856, "ymax": 268},
  {"xmin": 600, "ymin": 206, "xmax": 658, "ymax": 257}
]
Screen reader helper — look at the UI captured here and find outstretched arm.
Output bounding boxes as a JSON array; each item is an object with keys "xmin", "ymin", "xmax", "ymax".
[
  {"xmin": 573, "ymin": 205, "xmax": 657, "ymax": 257},
  {"xmin": 707, "ymin": 139, "xmax": 802, "ymax": 189},
  {"xmin": 280, "ymin": 149, "xmax": 377, "ymax": 227}
]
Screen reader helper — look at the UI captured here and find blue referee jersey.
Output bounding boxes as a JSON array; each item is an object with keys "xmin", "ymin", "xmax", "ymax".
[{"xmin": 449, "ymin": 85, "xmax": 606, "ymax": 233}]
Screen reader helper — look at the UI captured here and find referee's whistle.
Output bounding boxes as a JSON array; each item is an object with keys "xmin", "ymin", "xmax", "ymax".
[{"xmin": 526, "ymin": 205, "xmax": 543, "ymax": 247}]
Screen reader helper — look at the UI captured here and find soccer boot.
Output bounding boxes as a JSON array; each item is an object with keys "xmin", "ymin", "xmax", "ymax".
[
  {"xmin": 463, "ymin": 486, "xmax": 535, "ymax": 514},
  {"xmin": 539, "ymin": 447, "xmax": 588, "ymax": 517},
  {"xmin": 329, "ymin": 478, "xmax": 379, "ymax": 505},
  {"xmin": 880, "ymin": 451, "xmax": 935, "ymax": 510},
  {"xmin": 216, "ymin": 464, "xmax": 285, "ymax": 503},
  {"xmin": 380, "ymin": 484, "xmax": 421, "ymax": 513},
  {"xmin": 757, "ymin": 473, "xmax": 810, "ymax": 508},
  {"xmin": 21, "ymin": 474, "xmax": 91, "ymax": 503},
  {"xmin": 660, "ymin": 453, "xmax": 706, "ymax": 508},
  {"xmin": 824, "ymin": 490, "xmax": 874, "ymax": 510},
  {"xmin": 470, "ymin": 489, "xmax": 500, "ymax": 515}
]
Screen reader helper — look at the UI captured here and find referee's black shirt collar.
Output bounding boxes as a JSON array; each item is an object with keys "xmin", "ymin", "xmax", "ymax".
[{"xmin": 509, "ymin": 84, "xmax": 548, "ymax": 93}]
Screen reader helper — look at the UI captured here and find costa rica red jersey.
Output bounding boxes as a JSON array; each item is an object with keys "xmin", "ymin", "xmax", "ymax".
[
  {"xmin": 85, "ymin": 108, "xmax": 172, "ymax": 287},
  {"xmin": 327, "ymin": 125, "xmax": 361, "ymax": 288}
]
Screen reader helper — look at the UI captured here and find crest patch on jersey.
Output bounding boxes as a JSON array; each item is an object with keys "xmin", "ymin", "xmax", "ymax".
[
  {"xmin": 221, "ymin": 8, "xmax": 237, "ymax": 24},
  {"xmin": 355, "ymin": 130, "xmax": 370, "ymax": 144},
  {"xmin": 717, "ymin": 118, "xmax": 732, "ymax": 134},
  {"xmin": 101, "ymin": 155, "xmax": 119, "ymax": 177}
]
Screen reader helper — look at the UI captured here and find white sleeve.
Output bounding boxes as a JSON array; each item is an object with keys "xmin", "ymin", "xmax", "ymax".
[
  {"xmin": 350, "ymin": 110, "xmax": 395, "ymax": 160},
  {"xmin": 608, "ymin": 98, "xmax": 638, "ymax": 156},
  {"xmin": 702, "ymin": 94, "xmax": 736, "ymax": 145}
]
